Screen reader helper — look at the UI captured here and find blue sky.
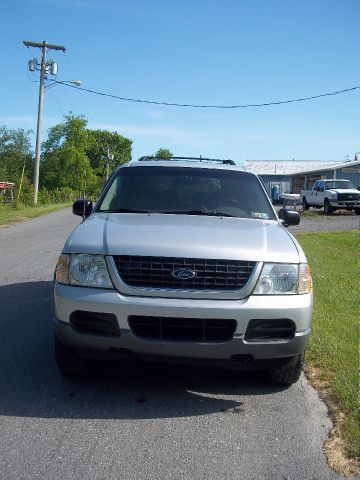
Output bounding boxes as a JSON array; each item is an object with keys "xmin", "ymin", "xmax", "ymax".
[{"xmin": 1, "ymin": 0, "xmax": 359, "ymax": 163}]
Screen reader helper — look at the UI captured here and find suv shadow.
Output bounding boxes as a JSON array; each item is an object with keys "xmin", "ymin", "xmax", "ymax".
[{"xmin": 0, "ymin": 281, "xmax": 289, "ymax": 421}]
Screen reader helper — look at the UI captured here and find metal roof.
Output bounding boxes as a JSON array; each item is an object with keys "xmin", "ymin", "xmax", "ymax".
[
  {"xmin": 289, "ymin": 158, "xmax": 360, "ymax": 176},
  {"xmin": 244, "ymin": 159, "xmax": 358, "ymax": 176}
]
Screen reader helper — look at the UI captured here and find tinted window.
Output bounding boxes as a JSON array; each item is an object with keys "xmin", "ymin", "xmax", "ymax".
[{"xmin": 97, "ymin": 166, "xmax": 276, "ymax": 220}]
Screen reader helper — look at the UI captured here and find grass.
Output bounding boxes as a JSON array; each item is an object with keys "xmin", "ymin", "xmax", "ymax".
[
  {"xmin": 301, "ymin": 209, "xmax": 357, "ymax": 217},
  {"xmin": 295, "ymin": 231, "xmax": 359, "ymax": 464},
  {"xmin": 0, "ymin": 202, "xmax": 72, "ymax": 226}
]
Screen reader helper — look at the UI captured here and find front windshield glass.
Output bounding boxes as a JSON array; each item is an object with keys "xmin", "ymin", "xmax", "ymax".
[
  {"xmin": 325, "ymin": 180, "xmax": 355, "ymax": 190},
  {"xmin": 97, "ymin": 166, "xmax": 276, "ymax": 220}
]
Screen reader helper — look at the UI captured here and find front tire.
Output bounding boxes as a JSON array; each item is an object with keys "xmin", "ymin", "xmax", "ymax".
[
  {"xmin": 324, "ymin": 199, "xmax": 333, "ymax": 215},
  {"xmin": 267, "ymin": 353, "xmax": 304, "ymax": 386},
  {"xmin": 302, "ymin": 197, "xmax": 309, "ymax": 211},
  {"xmin": 54, "ymin": 336, "xmax": 91, "ymax": 377}
]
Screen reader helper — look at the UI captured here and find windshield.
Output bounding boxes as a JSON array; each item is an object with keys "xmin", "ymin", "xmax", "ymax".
[
  {"xmin": 97, "ymin": 166, "xmax": 276, "ymax": 220},
  {"xmin": 325, "ymin": 180, "xmax": 356, "ymax": 190}
]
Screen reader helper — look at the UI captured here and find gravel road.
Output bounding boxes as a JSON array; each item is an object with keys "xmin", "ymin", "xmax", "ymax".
[
  {"xmin": 0, "ymin": 208, "xmax": 351, "ymax": 480},
  {"xmin": 289, "ymin": 211, "xmax": 359, "ymax": 234}
]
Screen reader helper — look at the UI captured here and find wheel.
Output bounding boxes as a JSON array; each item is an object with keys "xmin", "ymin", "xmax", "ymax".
[
  {"xmin": 266, "ymin": 352, "xmax": 304, "ymax": 386},
  {"xmin": 355, "ymin": 209, "xmax": 360, "ymax": 216},
  {"xmin": 54, "ymin": 336, "xmax": 91, "ymax": 377},
  {"xmin": 302, "ymin": 197, "xmax": 309, "ymax": 211},
  {"xmin": 324, "ymin": 199, "xmax": 333, "ymax": 215}
]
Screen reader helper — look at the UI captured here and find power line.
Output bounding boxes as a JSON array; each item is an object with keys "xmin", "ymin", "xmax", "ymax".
[{"xmin": 55, "ymin": 81, "xmax": 360, "ymax": 109}]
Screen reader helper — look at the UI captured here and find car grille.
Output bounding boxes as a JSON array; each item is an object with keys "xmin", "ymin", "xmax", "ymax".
[
  {"xmin": 112, "ymin": 256, "xmax": 256, "ymax": 291},
  {"xmin": 337, "ymin": 193, "xmax": 359, "ymax": 201},
  {"xmin": 128, "ymin": 316, "xmax": 237, "ymax": 342}
]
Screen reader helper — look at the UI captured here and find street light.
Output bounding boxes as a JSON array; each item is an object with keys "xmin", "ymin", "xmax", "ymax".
[{"xmin": 45, "ymin": 79, "xmax": 82, "ymax": 90}]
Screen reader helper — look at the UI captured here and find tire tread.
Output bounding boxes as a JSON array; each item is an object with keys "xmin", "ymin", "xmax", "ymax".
[
  {"xmin": 54, "ymin": 336, "xmax": 90, "ymax": 377},
  {"xmin": 267, "ymin": 353, "xmax": 304, "ymax": 386}
]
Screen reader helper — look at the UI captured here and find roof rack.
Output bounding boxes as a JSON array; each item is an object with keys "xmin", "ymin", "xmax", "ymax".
[{"xmin": 138, "ymin": 156, "xmax": 236, "ymax": 166}]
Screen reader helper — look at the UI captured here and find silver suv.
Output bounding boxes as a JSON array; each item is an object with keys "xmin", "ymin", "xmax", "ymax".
[{"xmin": 53, "ymin": 157, "xmax": 313, "ymax": 385}]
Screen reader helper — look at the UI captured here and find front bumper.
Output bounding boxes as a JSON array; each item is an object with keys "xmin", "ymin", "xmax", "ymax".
[
  {"xmin": 53, "ymin": 283, "xmax": 312, "ymax": 364},
  {"xmin": 330, "ymin": 200, "xmax": 360, "ymax": 209}
]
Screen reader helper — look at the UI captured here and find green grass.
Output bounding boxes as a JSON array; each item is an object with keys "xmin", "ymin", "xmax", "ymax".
[
  {"xmin": 301, "ymin": 209, "xmax": 356, "ymax": 217},
  {"xmin": 0, "ymin": 202, "xmax": 72, "ymax": 226},
  {"xmin": 296, "ymin": 231, "xmax": 359, "ymax": 459}
]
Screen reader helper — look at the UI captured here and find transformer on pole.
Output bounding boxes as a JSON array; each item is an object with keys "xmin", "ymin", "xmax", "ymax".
[{"xmin": 23, "ymin": 40, "xmax": 66, "ymax": 204}]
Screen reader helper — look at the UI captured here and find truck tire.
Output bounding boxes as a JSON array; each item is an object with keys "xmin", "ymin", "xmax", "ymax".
[
  {"xmin": 302, "ymin": 197, "xmax": 309, "ymax": 211},
  {"xmin": 54, "ymin": 336, "xmax": 91, "ymax": 377},
  {"xmin": 324, "ymin": 199, "xmax": 333, "ymax": 215},
  {"xmin": 266, "ymin": 353, "xmax": 304, "ymax": 386}
]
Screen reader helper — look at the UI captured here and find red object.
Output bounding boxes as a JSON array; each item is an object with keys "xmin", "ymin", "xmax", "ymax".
[{"xmin": 0, "ymin": 182, "xmax": 14, "ymax": 189}]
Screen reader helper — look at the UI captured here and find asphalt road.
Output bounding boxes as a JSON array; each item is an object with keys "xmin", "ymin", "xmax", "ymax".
[{"xmin": 0, "ymin": 209, "xmax": 347, "ymax": 480}]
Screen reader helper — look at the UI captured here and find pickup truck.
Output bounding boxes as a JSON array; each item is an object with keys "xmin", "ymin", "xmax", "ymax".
[{"xmin": 301, "ymin": 179, "xmax": 360, "ymax": 214}]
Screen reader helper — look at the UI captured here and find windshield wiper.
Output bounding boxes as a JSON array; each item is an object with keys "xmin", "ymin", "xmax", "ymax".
[
  {"xmin": 99, "ymin": 208, "xmax": 151, "ymax": 213},
  {"xmin": 163, "ymin": 209, "xmax": 237, "ymax": 217},
  {"xmin": 99, "ymin": 208, "xmax": 237, "ymax": 217}
]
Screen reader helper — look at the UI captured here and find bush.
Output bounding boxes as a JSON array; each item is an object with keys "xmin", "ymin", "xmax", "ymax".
[{"xmin": 6, "ymin": 187, "xmax": 79, "ymax": 206}]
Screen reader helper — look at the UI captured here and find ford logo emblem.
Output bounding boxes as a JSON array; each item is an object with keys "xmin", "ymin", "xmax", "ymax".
[{"xmin": 171, "ymin": 268, "xmax": 196, "ymax": 280}]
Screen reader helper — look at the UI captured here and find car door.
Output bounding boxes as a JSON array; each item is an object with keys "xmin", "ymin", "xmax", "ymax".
[{"xmin": 316, "ymin": 181, "xmax": 325, "ymax": 205}]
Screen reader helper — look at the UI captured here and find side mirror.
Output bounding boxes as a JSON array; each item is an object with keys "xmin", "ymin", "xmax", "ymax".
[
  {"xmin": 73, "ymin": 199, "xmax": 93, "ymax": 218},
  {"xmin": 279, "ymin": 208, "xmax": 300, "ymax": 227}
]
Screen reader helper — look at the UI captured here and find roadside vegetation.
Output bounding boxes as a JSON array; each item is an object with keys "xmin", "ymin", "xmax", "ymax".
[
  {"xmin": 302, "ymin": 209, "xmax": 357, "ymax": 217},
  {"xmin": 0, "ymin": 115, "xmax": 172, "ymax": 225},
  {"xmin": 0, "ymin": 116, "xmax": 132, "ymax": 206},
  {"xmin": 0, "ymin": 202, "xmax": 72, "ymax": 226},
  {"xmin": 296, "ymin": 231, "xmax": 359, "ymax": 473}
]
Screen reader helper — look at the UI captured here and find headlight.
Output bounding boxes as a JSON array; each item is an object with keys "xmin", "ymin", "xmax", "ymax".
[
  {"xmin": 253, "ymin": 263, "xmax": 312, "ymax": 295},
  {"xmin": 55, "ymin": 254, "xmax": 113, "ymax": 289}
]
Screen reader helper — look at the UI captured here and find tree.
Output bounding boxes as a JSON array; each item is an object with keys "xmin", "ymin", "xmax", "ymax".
[
  {"xmin": 41, "ymin": 115, "xmax": 90, "ymax": 193},
  {"xmin": 85, "ymin": 129, "xmax": 132, "ymax": 178},
  {"xmin": 154, "ymin": 148, "xmax": 173, "ymax": 159},
  {"xmin": 41, "ymin": 114, "xmax": 133, "ymax": 196},
  {"xmin": 41, "ymin": 146, "xmax": 98, "ymax": 196},
  {"xmin": 0, "ymin": 126, "xmax": 33, "ymax": 191},
  {"xmin": 42, "ymin": 114, "xmax": 88, "ymax": 153}
]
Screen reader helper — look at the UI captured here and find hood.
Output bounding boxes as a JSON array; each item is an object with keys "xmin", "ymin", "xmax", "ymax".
[
  {"xmin": 328, "ymin": 188, "xmax": 359, "ymax": 195},
  {"xmin": 64, "ymin": 213, "xmax": 301, "ymax": 263}
]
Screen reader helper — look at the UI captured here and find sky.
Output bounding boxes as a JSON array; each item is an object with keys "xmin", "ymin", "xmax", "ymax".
[{"xmin": 1, "ymin": 0, "xmax": 359, "ymax": 164}]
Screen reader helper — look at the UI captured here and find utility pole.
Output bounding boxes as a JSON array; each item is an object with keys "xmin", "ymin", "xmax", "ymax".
[{"xmin": 23, "ymin": 40, "xmax": 66, "ymax": 204}]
